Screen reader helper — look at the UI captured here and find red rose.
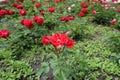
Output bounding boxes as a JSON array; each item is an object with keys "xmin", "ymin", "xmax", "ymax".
[
  {"xmin": 20, "ymin": 9, "xmax": 26, "ymax": 16},
  {"xmin": 80, "ymin": 2, "xmax": 88, "ymax": 8},
  {"xmin": 3, "ymin": 0, "xmax": 7, "ymax": 4},
  {"xmin": 0, "ymin": 10, "xmax": 7, "ymax": 17},
  {"xmin": 0, "ymin": 30, "xmax": 10, "ymax": 38},
  {"xmin": 0, "ymin": 31, "xmax": 3, "ymax": 38},
  {"xmin": 16, "ymin": 5, "xmax": 24, "ymax": 9},
  {"xmin": 33, "ymin": 16, "xmax": 39, "ymax": 22},
  {"xmin": 60, "ymin": 17, "xmax": 65, "ymax": 21},
  {"xmin": 66, "ymin": 39, "xmax": 75, "ymax": 48},
  {"xmin": 18, "ymin": 0, "xmax": 24, "ymax": 2},
  {"xmin": 60, "ymin": 16, "xmax": 69, "ymax": 22},
  {"xmin": 50, "ymin": 33, "xmax": 69, "ymax": 49},
  {"xmin": 111, "ymin": 19, "xmax": 117, "ymax": 25},
  {"xmin": 68, "ymin": 15, "xmax": 74, "ymax": 20},
  {"xmin": 78, "ymin": 12, "xmax": 85, "ymax": 17},
  {"xmin": 54, "ymin": 0, "xmax": 60, "ymax": 2},
  {"xmin": 8, "ymin": 10, "xmax": 14, "ymax": 15},
  {"xmin": 40, "ymin": 10, "xmax": 45, "ymax": 15},
  {"xmin": 23, "ymin": 19, "xmax": 34, "ymax": 29},
  {"xmin": 48, "ymin": 7, "xmax": 55, "ymax": 13},
  {"xmin": 117, "ymin": 9, "xmax": 120, "ymax": 13},
  {"xmin": 81, "ymin": 8, "xmax": 88, "ymax": 13},
  {"xmin": 33, "ymin": 16, "xmax": 44, "ymax": 25},
  {"xmin": 36, "ymin": 17, "xmax": 44, "ymax": 25},
  {"xmin": 42, "ymin": 36, "xmax": 50, "ymax": 45},
  {"xmin": 35, "ymin": 3, "xmax": 41, "ymax": 8},
  {"xmin": 12, "ymin": 4, "xmax": 19, "ymax": 8},
  {"xmin": 91, "ymin": 10, "xmax": 96, "ymax": 15},
  {"xmin": 20, "ymin": 19, "xmax": 25, "ymax": 25}
]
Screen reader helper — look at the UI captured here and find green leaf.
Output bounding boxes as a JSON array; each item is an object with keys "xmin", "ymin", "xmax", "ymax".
[{"xmin": 36, "ymin": 62, "xmax": 50, "ymax": 80}]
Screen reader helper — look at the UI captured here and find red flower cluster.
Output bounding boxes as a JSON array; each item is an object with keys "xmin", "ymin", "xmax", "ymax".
[
  {"xmin": 13, "ymin": 4, "xmax": 24, "ymax": 9},
  {"xmin": 78, "ymin": 12, "xmax": 85, "ymax": 17},
  {"xmin": 54, "ymin": 0, "xmax": 60, "ymax": 2},
  {"xmin": 40, "ymin": 10, "xmax": 45, "ymax": 15},
  {"xmin": 91, "ymin": 10, "xmax": 96, "ymax": 15},
  {"xmin": 0, "ymin": 9, "xmax": 14, "ymax": 17},
  {"xmin": 0, "ymin": 30, "xmax": 10, "ymax": 38},
  {"xmin": 80, "ymin": 2, "xmax": 88, "ymax": 8},
  {"xmin": 60, "ymin": 15, "xmax": 74, "ymax": 22},
  {"xmin": 16, "ymin": 0, "xmax": 24, "ymax": 3},
  {"xmin": 81, "ymin": 8, "xmax": 88, "ymax": 13},
  {"xmin": 33, "ymin": 16, "xmax": 44, "ymax": 25},
  {"xmin": 35, "ymin": 3, "xmax": 41, "ymax": 8},
  {"xmin": 3, "ymin": 0, "xmax": 7, "ymax": 4},
  {"xmin": 79, "ymin": 2, "xmax": 89, "ymax": 17},
  {"xmin": 111, "ymin": 19, "xmax": 117, "ymax": 25},
  {"xmin": 20, "ymin": 19, "xmax": 34, "ymax": 29},
  {"xmin": 42, "ymin": 33, "xmax": 75, "ymax": 49},
  {"xmin": 48, "ymin": 7, "xmax": 55, "ymax": 13},
  {"xmin": 117, "ymin": 9, "xmax": 120, "ymax": 13},
  {"xmin": 19, "ymin": 9, "xmax": 26, "ymax": 16}
]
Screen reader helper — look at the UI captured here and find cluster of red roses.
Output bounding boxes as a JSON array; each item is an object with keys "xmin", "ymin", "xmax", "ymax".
[
  {"xmin": 0, "ymin": 30, "xmax": 10, "ymax": 38},
  {"xmin": 12, "ymin": 3, "xmax": 27, "ymax": 16},
  {"xmin": 54, "ymin": 0, "xmax": 65, "ymax": 3},
  {"xmin": 42, "ymin": 33, "xmax": 75, "ymax": 49},
  {"xmin": 0, "ymin": 9, "xmax": 14, "ymax": 17},
  {"xmin": 60, "ymin": 15, "xmax": 74, "ymax": 22},
  {"xmin": 78, "ymin": 2, "xmax": 89, "ymax": 17},
  {"xmin": 20, "ymin": 16, "xmax": 44, "ymax": 29}
]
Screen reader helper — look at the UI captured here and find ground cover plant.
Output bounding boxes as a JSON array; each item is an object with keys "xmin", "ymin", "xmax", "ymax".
[{"xmin": 0, "ymin": 0, "xmax": 120, "ymax": 80}]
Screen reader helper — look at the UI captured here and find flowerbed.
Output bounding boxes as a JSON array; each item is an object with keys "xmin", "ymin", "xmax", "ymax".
[{"xmin": 0, "ymin": 0, "xmax": 120, "ymax": 80}]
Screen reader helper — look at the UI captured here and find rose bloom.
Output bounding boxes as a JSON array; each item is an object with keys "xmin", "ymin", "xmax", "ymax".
[
  {"xmin": 68, "ymin": 15, "xmax": 74, "ymax": 20},
  {"xmin": 54, "ymin": 0, "xmax": 60, "ymax": 2},
  {"xmin": 3, "ymin": 0, "xmax": 7, "ymax": 4},
  {"xmin": 19, "ymin": 9, "xmax": 26, "ymax": 16},
  {"xmin": 16, "ymin": 5, "xmax": 24, "ymax": 9},
  {"xmin": 0, "ymin": 30, "xmax": 10, "ymax": 38},
  {"xmin": 33, "ymin": 16, "xmax": 44, "ymax": 25},
  {"xmin": 91, "ymin": 10, "xmax": 96, "ymax": 15},
  {"xmin": 66, "ymin": 39, "xmax": 75, "ymax": 48},
  {"xmin": 80, "ymin": 2, "xmax": 88, "ymax": 8},
  {"xmin": 23, "ymin": 19, "xmax": 34, "ymax": 29},
  {"xmin": 111, "ymin": 19, "xmax": 117, "ymax": 25},
  {"xmin": 48, "ymin": 7, "xmax": 55, "ymax": 13},
  {"xmin": 0, "ymin": 10, "xmax": 8, "ymax": 17},
  {"xmin": 42, "ymin": 36, "xmax": 50, "ymax": 45},
  {"xmin": 78, "ymin": 12, "xmax": 85, "ymax": 17},
  {"xmin": 63, "ymin": 16, "xmax": 69, "ymax": 22},
  {"xmin": 35, "ymin": 3, "xmax": 41, "ymax": 8},
  {"xmin": 117, "ymin": 9, "xmax": 120, "ymax": 13},
  {"xmin": 40, "ymin": 10, "xmax": 45, "ymax": 15},
  {"xmin": 81, "ymin": 8, "xmax": 88, "ymax": 13},
  {"xmin": 18, "ymin": 0, "xmax": 24, "ymax": 2},
  {"xmin": 33, "ymin": 16, "xmax": 39, "ymax": 22},
  {"xmin": 36, "ymin": 17, "xmax": 44, "ymax": 25},
  {"xmin": 12, "ymin": 4, "xmax": 19, "ymax": 8},
  {"xmin": 16, "ymin": 0, "xmax": 24, "ymax": 2},
  {"xmin": 50, "ymin": 33, "xmax": 69, "ymax": 49},
  {"xmin": 60, "ymin": 16, "xmax": 69, "ymax": 22},
  {"xmin": 20, "ymin": 19, "xmax": 25, "ymax": 25},
  {"xmin": 60, "ymin": 16, "xmax": 65, "ymax": 21},
  {"xmin": 8, "ymin": 10, "xmax": 14, "ymax": 15}
]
